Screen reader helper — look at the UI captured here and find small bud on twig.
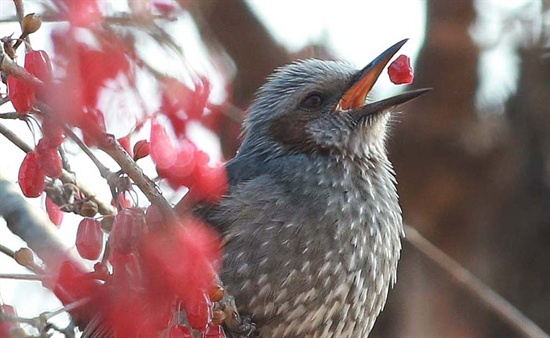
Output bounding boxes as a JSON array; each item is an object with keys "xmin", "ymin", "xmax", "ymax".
[
  {"xmin": 12, "ymin": 13, "xmax": 42, "ymax": 51},
  {"xmin": 14, "ymin": 248, "xmax": 35, "ymax": 268},
  {"xmin": 22, "ymin": 13, "xmax": 42, "ymax": 35}
]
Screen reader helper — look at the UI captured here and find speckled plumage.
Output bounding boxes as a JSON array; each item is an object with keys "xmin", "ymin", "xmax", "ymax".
[{"xmin": 203, "ymin": 59, "xmax": 404, "ymax": 338}]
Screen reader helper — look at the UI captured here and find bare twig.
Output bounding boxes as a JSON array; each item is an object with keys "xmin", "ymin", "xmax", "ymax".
[
  {"xmin": 62, "ymin": 127, "xmax": 114, "ymax": 180},
  {"xmin": 0, "ymin": 273, "xmax": 42, "ymax": 281},
  {"xmin": 42, "ymin": 297, "xmax": 90, "ymax": 321},
  {"xmin": 0, "ymin": 96, "xmax": 11, "ymax": 106},
  {"xmin": 13, "ymin": 0, "xmax": 25, "ymax": 27},
  {"xmin": 0, "ymin": 112, "xmax": 24, "ymax": 120},
  {"xmin": 0, "ymin": 13, "xmax": 175, "ymax": 25},
  {"xmin": 98, "ymin": 135, "xmax": 177, "ymax": 223},
  {"xmin": 0, "ymin": 121, "xmax": 33, "ymax": 152},
  {"xmin": 0, "ymin": 243, "xmax": 17, "ymax": 261},
  {"xmin": 404, "ymin": 225, "xmax": 549, "ymax": 338}
]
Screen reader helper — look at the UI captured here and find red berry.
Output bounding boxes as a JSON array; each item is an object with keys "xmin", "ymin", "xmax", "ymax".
[
  {"xmin": 185, "ymin": 292, "xmax": 212, "ymax": 330},
  {"xmin": 0, "ymin": 304, "xmax": 18, "ymax": 336},
  {"xmin": 191, "ymin": 160, "xmax": 228, "ymax": 203},
  {"xmin": 110, "ymin": 208, "xmax": 145, "ymax": 254},
  {"xmin": 7, "ymin": 76, "xmax": 35, "ymax": 113},
  {"xmin": 18, "ymin": 151, "xmax": 46, "ymax": 197},
  {"xmin": 80, "ymin": 108, "xmax": 107, "ymax": 147},
  {"xmin": 25, "ymin": 50, "xmax": 52, "ymax": 84},
  {"xmin": 41, "ymin": 117, "xmax": 65, "ymax": 148},
  {"xmin": 202, "ymin": 325, "xmax": 226, "ymax": 338},
  {"xmin": 168, "ymin": 325, "xmax": 193, "ymax": 338},
  {"xmin": 150, "ymin": 119, "xmax": 177, "ymax": 169},
  {"xmin": 133, "ymin": 140, "xmax": 150, "ymax": 161},
  {"xmin": 157, "ymin": 140, "xmax": 196, "ymax": 189},
  {"xmin": 114, "ymin": 192, "xmax": 133, "ymax": 209},
  {"xmin": 46, "ymin": 196, "xmax": 64, "ymax": 226},
  {"xmin": 118, "ymin": 136, "xmax": 133, "ymax": 158},
  {"xmin": 145, "ymin": 204, "xmax": 163, "ymax": 231},
  {"xmin": 36, "ymin": 140, "xmax": 63, "ymax": 178},
  {"xmin": 388, "ymin": 54, "xmax": 414, "ymax": 85},
  {"xmin": 76, "ymin": 218, "xmax": 104, "ymax": 260}
]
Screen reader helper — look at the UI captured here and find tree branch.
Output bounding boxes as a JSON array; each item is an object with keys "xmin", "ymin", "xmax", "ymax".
[
  {"xmin": 404, "ymin": 225, "xmax": 549, "ymax": 338},
  {"xmin": 0, "ymin": 171, "xmax": 101, "ymax": 327}
]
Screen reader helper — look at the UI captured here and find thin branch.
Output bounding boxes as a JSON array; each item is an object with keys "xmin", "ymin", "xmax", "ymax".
[
  {"xmin": 0, "ymin": 121, "xmax": 33, "ymax": 152},
  {"xmin": 42, "ymin": 297, "xmax": 91, "ymax": 321},
  {"xmin": 62, "ymin": 127, "xmax": 113, "ymax": 179},
  {"xmin": 0, "ymin": 96, "xmax": 10, "ymax": 106},
  {"xmin": 0, "ymin": 112, "xmax": 24, "ymax": 120},
  {"xmin": 0, "ymin": 243, "xmax": 16, "ymax": 260},
  {"xmin": 0, "ymin": 273, "xmax": 42, "ymax": 281},
  {"xmin": 0, "ymin": 244, "xmax": 39, "ymax": 274},
  {"xmin": 404, "ymin": 225, "xmax": 549, "ymax": 338},
  {"xmin": 98, "ymin": 135, "xmax": 177, "ymax": 223},
  {"xmin": 0, "ymin": 13, "xmax": 176, "ymax": 25}
]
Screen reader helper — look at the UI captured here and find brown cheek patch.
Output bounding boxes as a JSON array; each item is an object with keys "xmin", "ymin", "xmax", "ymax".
[{"xmin": 268, "ymin": 112, "xmax": 318, "ymax": 153}]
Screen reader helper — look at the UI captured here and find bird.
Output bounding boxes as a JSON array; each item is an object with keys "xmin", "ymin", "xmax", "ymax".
[{"xmin": 201, "ymin": 39, "xmax": 430, "ymax": 338}]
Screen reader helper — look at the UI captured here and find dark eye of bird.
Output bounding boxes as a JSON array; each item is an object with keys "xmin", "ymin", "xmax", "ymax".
[{"xmin": 299, "ymin": 93, "xmax": 325, "ymax": 110}]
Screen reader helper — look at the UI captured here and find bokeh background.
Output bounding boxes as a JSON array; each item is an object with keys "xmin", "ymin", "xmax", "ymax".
[{"xmin": 1, "ymin": 0, "xmax": 548, "ymax": 337}]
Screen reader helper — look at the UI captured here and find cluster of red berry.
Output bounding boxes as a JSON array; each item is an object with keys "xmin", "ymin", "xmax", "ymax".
[{"xmin": 3, "ymin": 1, "xmax": 230, "ymax": 337}]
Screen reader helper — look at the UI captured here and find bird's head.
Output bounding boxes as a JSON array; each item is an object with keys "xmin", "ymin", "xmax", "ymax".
[{"xmin": 240, "ymin": 39, "xmax": 430, "ymax": 159}]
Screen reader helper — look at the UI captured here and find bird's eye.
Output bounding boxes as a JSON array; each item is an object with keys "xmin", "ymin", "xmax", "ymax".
[{"xmin": 299, "ymin": 93, "xmax": 325, "ymax": 110}]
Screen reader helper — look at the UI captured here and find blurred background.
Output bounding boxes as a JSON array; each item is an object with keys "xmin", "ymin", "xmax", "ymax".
[{"xmin": 0, "ymin": 0, "xmax": 548, "ymax": 337}]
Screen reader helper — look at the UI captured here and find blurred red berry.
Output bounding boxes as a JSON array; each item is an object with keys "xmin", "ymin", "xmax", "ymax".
[
  {"xmin": 46, "ymin": 196, "xmax": 64, "ymax": 226},
  {"xmin": 118, "ymin": 136, "xmax": 133, "ymax": 157},
  {"xmin": 191, "ymin": 160, "xmax": 228, "ymax": 203},
  {"xmin": 185, "ymin": 292, "xmax": 212, "ymax": 330},
  {"xmin": 36, "ymin": 141, "xmax": 63, "ymax": 179},
  {"xmin": 160, "ymin": 77, "xmax": 211, "ymax": 137},
  {"xmin": 114, "ymin": 192, "xmax": 133, "ymax": 209},
  {"xmin": 18, "ymin": 151, "xmax": 46, "ymax": 197},
  {"xmin": 109, "ymin": 252, "xmax": 143, "ymax": 290},
  {"xmin": 54, "ymin": 0, "xmax": 104, "ymax": 27},
  {"xmin": 150, "ymin": 118, "xmax": 177, "ymax": 169},
  {"xmin": 157, "ymin": 140, "xmax": 196, "ymax": 189},
  {"xmin": 153, "ymin": 0, "xmax": 177, "ymax": 16},
  {"xmin": 76, "ymin": 218, "xmax": 104, "ymax": 260},
  {"xmin": 388, "ymin": 54, "xmax": 414, "ymax": 85},
  {"xmin": 41, "ymin": 117, "xmax": 65, "ymax": 148},
  {"xmin": 145, "ymin": 204, "xmax": 163, "ymax": 231},
  {"xmin": 133, "ymin": 140, "xmax": 150, "ymax": 161},
  {"xmin": 25, "ymin": 50, "xmax": 52, "ymax": 85},
  {"xmin": 48, "ymin": 27, "xmax": 131, "ymax": 131},
  {"xmin": 110, "ymin": 208, "xmax": 145, "ymax": 254},
  {"xmin": 139, "ymin": 220, "xmax": 221, "ymax": 305},
  {"xmin": 80, "ymin": 108, "xmax": 107, "ymax": 147},
  {"xmin": 77, "ymin": 37, "xmax": 130, "ymax": 108},
  {"xmin": 202, "ymin": 325, "xmax": 226, "ymax": 338},
  {"xmin": 7, "ymin": 76, "xmax": 35, "ymax": 113},
  {"xmin": 168, "ymin": 325, "xmax": 193, "ymax": 338},
  {"xmin": 0, "ymin": 304, "xmax": 18, "ymax": 337}
]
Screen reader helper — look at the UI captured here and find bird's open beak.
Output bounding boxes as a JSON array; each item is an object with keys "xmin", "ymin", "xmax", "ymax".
[{"xmin": 337, "ymin": 39, "xmax": 431, "ymax": 119}]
